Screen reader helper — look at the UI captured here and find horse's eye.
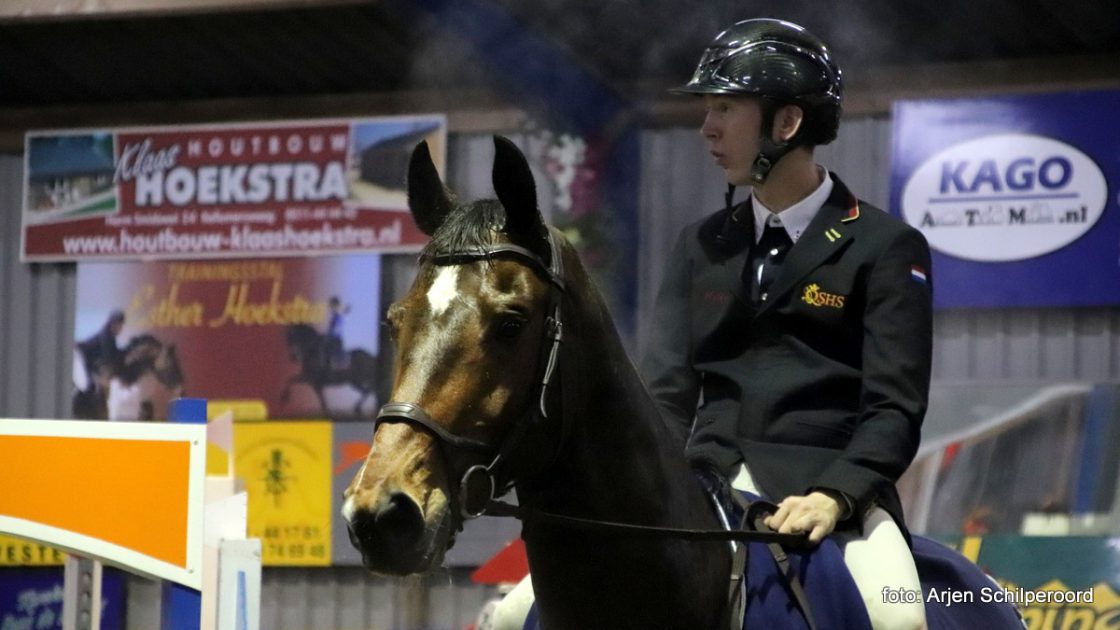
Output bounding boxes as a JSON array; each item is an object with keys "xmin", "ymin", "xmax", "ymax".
[
  {"xmin": 497, "ymin": 317, "xmax": 526, "ymax": 339},
  {"xmin": 381, "ymin": 319, "xmax": 398, "ymax": 341}
]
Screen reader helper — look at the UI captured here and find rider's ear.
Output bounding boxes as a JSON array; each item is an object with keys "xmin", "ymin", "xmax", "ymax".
[
  {"xmin": 492, "ymin": 136, "xmax": 548, "ymax": 252},
  {"xmin": 408, "ymin": 141, "xmax": 456, "ymax": 236}
]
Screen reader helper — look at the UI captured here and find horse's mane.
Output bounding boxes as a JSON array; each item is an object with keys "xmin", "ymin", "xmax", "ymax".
[
  {"xmin": 124, "ymin": 334, "xmax": 160, "ymax": 353},
  {"xmin": 551, "ymin": 234, "xmax": 693, "ymax": 457},
  {"xmin": 421, "ymin": 200, "xmax": 504, "ymax": 256}
]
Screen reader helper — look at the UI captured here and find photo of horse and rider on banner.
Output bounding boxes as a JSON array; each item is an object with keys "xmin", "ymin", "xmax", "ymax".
[{"xmin": 71, "ymin": 255, "xmax": 383, "ymax": 422}]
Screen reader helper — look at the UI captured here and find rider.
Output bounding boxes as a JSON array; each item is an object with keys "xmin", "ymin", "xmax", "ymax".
[
  {"xmin": 641, "ymin": 18, "xmax": 932, "ymax": 629},
  {"xmin": 325, "ymin": 296, "xmax": 350, "ymax": 370}
]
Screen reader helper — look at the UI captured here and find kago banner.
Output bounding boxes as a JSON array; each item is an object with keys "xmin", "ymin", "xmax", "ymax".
[
  {"xmin": 890, "ymin": 91, "xmax": 1119, "ymax": 308},
  {"xmin": 22, "ymin": 115, "xmax": 444, "ymax": 261}
]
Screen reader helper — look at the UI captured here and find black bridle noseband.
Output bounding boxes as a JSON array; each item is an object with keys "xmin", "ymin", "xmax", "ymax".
[{"xmin": 374, "ymin": 228, "xmax": 567, "ymax": 524}]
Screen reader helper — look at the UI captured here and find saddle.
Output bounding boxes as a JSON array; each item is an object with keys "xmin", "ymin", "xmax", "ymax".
[
  {"xmin": 698, "ymin": 467, "xmax": 837, "ymax": 630},
  {"xmin": 696, "ymin": 468, "xmax": 1025, "ymax": 630}
]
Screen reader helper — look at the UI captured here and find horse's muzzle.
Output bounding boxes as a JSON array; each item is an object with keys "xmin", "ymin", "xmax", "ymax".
[{"xmin": 346, "ymin": 491, "xmax": 435, "ymax": 576}]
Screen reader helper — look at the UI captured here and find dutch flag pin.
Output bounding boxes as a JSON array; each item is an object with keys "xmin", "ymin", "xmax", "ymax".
[{"xmin": 910, "ymin": 265, "xmax": 928, "ymax": 284}]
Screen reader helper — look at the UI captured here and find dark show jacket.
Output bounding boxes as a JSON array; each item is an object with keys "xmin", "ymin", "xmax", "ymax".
[{"xmin": 641, "ymin": 173, "xmax": 933, "ymax": 540}]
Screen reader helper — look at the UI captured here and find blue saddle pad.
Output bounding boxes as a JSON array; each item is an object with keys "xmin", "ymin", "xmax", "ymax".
[
  {"xmin": 522, "ymin": 490, "xmax": 1023, "ymax": 629},
  {"xmin": 738, "ymin": 495, "xmax": 869, "ymax": 630},
  {"xmin": 912, "ymin": 535, "xmax": 1025, "ymax": 629}
]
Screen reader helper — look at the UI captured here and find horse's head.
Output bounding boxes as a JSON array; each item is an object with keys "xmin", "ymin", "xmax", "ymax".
[
  {"xmin": 154, "ymin": 343, "xmax": 184, "ymax": 389},
  {"xmin": 343, "ymin": 137, "xmax": 564, "ymax": 575},
  {"xmin": 123, "ymin": 334, "xmax": 162, "ymax": 364},
  {"xmin": 285, "ymin": 323, "xmax": 321, "ymax": 365},
  {"xmin": 107, "ymin": 336, "xmax": 185, "ymax": 421},
  {"xmin": 119, "ymin": 334, "xmax": 164, "ymax": 385}
]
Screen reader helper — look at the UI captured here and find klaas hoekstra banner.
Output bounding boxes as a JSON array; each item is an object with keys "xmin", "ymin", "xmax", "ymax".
[{"xmin": 22, "ymin": 115, "xmax": 444, "ymax": 261}]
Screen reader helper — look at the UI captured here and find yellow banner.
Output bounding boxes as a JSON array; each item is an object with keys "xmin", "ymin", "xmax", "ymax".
[
  {"xmin": 0, "ymin": 534, "xmax": 65, "ymax": 566},
  {"xmin": 235, "ymin": 421, "xmax": 332, "ymax": 566}
]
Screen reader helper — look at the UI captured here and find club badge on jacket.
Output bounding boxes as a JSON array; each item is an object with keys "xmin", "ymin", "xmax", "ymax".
[{"xmin": 801, "ymin": 283, "xmax": 845, "ymax": 309}]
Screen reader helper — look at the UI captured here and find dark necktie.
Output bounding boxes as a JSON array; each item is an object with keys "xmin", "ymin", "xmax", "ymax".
[{"xmin": 749, "ymin": 221, "xmax": 793, "ymax": 304}]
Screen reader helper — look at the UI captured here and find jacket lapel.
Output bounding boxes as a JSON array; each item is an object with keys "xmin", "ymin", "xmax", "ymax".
[
  {"xmin": 754, "ymin": 174, "xmax": 860, "ymax": 318},
  {"xmin": 723, "ymin": 203, "xmax": 755, "ymax": 309}
]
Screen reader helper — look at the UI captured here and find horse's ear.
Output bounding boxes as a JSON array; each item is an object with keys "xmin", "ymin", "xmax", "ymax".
[
  {"xmin": 408, "ymin": 141, "xmax": 455, "ymax": 236},
  {"xmin": 492, "ymin": 136, "xmax": 547, "ymax": 244}
]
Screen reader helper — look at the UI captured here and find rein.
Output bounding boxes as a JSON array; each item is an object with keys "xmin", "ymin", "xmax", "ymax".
[{"xmin": 482, "ymin": 497, "xmax": 810, "ymax": 546}]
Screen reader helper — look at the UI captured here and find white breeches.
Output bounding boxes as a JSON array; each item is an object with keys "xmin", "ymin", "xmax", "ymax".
[{"xmin": 732, "ymin": 463, "xmax": 927, "ymax": 630}]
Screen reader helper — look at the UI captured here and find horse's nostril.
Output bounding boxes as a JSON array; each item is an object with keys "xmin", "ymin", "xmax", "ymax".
[
  {"xmin": 348, "ymin": 492, "xmax": 426, "ymax": 550},
  {"xmin": 374, "ymin": 492, "xmax": 425, "ymax": 548}
]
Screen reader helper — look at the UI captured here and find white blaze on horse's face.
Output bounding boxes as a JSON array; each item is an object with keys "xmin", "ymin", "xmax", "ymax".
[{"xmin": 426, "ymin": 266, "xmax": 460, "ymax": 316}]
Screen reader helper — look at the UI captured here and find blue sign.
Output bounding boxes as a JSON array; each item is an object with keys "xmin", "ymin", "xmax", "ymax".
[
  {"xmin": 0, "ymin": 568, "xmax": 125, "ymax": 630},
  {"xmin": 890, "ymin": 91, "xmax": 1120, "ymax": 308}
]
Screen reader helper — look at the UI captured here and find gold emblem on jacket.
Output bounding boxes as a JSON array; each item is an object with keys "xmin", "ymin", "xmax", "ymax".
[{"xmin": 801, "ymin": 283, "xmax": 845, "ymax": 309}]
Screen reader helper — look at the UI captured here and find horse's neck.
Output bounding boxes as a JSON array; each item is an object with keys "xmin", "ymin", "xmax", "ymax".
[
  {"xmin": 518, "ymin": 264, "xmax": 728, "ymax": 629},
  {"xmin": 526, "ymin": 264, "xmax": 710, "ymax": 527}
]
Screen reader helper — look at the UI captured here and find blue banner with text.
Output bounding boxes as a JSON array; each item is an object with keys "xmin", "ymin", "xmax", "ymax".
[{"xmin": 890, "ymin": 90, "xmax": 1120, "ymax": 308}]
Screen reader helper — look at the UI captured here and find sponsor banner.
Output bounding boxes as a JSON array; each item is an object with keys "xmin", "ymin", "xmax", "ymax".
[
  {"xmin": 23, "ymin": 116, "xmax": 444, "ymax": 261},
  {"xmin": 947, "ymin": 536, "xmax": 1120, "ymax": 629},
  {"xmin": 73, "ymin": 255, "xmax": 381, "ymax": 420},
  {"xmin": 0, "ymin": 536, "xmax": 64, "ymax": 567},
  {"xmin": 235, "ymin": 422, "xmax": 332, "ymax": 566},
  {"xmin": 0, "ymin": 567, "xmax": 125, "ymax": 629},
  {"xmin": 890, "ymin": 91, "xmax": 1120, "ymax": 308}
]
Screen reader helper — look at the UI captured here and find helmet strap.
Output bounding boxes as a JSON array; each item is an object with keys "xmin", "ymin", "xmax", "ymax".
[
  {"xmin": 714, "ymin": 182, "xmax": 738, "ymax": 248},
  {"xmin": 751, "ymin": 99, "xmax": 796, "ymax": 184}
]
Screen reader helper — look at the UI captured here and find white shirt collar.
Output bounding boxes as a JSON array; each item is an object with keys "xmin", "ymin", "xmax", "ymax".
[{"xmin": 751, "ymin": 168, "xmax": 834, "ymax": 244}]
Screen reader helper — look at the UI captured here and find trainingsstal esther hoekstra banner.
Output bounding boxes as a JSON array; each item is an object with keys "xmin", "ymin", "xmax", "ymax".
[{"xmin": 21, "ymin": 115, "xmax": 445, "ymax": 261}]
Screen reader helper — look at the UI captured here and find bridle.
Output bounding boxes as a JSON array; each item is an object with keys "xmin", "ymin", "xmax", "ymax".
[{"xmin": 374, "ymin": 227, "xmax": 568, "ymax": 524}]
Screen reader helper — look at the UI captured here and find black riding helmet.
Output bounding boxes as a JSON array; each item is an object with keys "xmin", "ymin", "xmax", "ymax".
[{"xmin": 675, "ymin": 18, "xmax": 843, "ymax": 183}]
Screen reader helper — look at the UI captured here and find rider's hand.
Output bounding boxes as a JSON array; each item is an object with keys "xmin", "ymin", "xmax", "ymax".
[{"xmin": 763, "ymin": 491, "xmax": 844, "ymax": 544}]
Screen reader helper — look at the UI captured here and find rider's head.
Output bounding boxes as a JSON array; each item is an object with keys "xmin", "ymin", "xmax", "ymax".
[
  {"xmin": 107, "ymin": 309, "xmax": 126, "ymax": 335},
  {"xmin": 674, "ymin": 18, "xmax": 842, "ymax": 184}
]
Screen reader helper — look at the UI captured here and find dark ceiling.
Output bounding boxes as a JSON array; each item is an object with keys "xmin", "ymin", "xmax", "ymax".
[{"xmin": 1, "ymin": 0, "xmax": 1118, "ymax": 111}]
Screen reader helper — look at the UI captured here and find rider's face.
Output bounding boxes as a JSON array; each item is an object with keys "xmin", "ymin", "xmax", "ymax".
[{"xmin": 700, "ymin": 95, "xmax": 763, "ymax": 186}]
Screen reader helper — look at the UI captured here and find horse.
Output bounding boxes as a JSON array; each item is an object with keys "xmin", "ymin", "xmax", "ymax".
[
  {"xmin": 106, "ymin": 334, "xmax": 185, "ymax": 421},
  {"xmin": 281, "ymin": 323, "xmax": 378, "ymax": 417},
  {"xmin": 73, "ymin": 333, "xmax": 185, "ymax": 421},
  {"xmin": 342, "ymin": 137, "xmax": 1024, "ymax": 629}
]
